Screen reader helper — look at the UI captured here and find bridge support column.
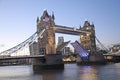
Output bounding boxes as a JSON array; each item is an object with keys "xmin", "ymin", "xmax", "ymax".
[
  {"xmin": 77, "ymin": 53, "xmax": 106, "ymax": 65},
  {"xmin": 89, "ymin": 53, "xmax": 106, "ymax": 63},
  {"xmin": 32, "ymin": 54, "xmax": 64, "ymax": 72}
]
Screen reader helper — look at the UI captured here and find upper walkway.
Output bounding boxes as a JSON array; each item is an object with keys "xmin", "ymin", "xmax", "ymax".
[{"xmin": 55, "ymin": 25, "xmax": 90, "ymax": 35}]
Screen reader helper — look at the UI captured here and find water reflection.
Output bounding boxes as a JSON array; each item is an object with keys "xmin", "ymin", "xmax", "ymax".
[
  {"xmin": 79, "ymin": 66, "xmax": 99, "ymax": 80},
  {"xmin": 34, "ymin": 70, "xmax": 63, "ymax": 80},
  {"xmin": 0, "ymin": 63, "xmax": 120, "ymax": 80}
]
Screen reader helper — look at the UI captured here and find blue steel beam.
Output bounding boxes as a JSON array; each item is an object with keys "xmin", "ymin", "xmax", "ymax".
[{"xmin": 71, "ymin": 41, "xmax": 89, "ymax": 60}]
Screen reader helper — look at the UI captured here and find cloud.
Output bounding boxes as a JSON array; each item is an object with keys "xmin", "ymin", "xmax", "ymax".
[{"xmin": 0, "ymin": 44, "xmax": 5, "ymax": 47}]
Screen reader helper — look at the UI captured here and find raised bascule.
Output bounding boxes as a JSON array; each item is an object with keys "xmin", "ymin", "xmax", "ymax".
[{"xmin": 0, "ymin": 9, "xmax": 112, "ymax": 71}]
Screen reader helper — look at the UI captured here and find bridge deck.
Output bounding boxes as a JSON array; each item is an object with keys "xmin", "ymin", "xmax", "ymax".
[
  {"xmin": 103, "ymin": 54, "xmax": 120, "ymax": 57},
  {"xmin": 0, "ymin": 55, "xmax": 45, "ymax": 60}
]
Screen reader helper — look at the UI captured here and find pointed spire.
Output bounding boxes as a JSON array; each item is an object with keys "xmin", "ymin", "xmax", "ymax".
[
  {"xmin": 91, "ymin": 22, "xmax": 94, "ymax": 27},
  {"xmin": 52, "ymin": 11, "xmax": 55, "ymax": 20},
  {"xmin": 36, "ymin": 16, "xmax": 39, "ymax": 22},
  {"xmin": 42, "ymin": 9, "xmax": 49, "ymax": 18},
  {"xmin": 79, "ymin": 25, "xmax": 82, "ymax": 29},
  {"xmin": 84, "ymin": 19, "xmax": 90, "ymax": 27}
]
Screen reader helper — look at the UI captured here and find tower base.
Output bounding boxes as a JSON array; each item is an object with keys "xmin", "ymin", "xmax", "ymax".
[
  {"xmin": 77, "ymin": 53, "xmax": 107, "ymax": 65},
  {"xmin": 32, "ymin": 54, "xmax": 64, "ymax": 72},
  {"xmin": 33, "ymin": 63, "xmax": 64, "ymax": 71}
]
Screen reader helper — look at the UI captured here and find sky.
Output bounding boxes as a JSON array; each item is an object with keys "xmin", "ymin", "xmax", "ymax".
[{"xmin": 0, "ymin": 0, "xmax": 120, "ymax": 52}]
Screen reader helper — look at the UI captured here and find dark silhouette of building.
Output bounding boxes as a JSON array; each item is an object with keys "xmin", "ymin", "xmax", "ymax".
[
  {"xmin": 111, "ymin": 45, "xmax": 120, "ymax": 53},
  {"xmin": 29, "ymin": 42, "xmax": 38, "ymax": 55},
  {"xmin": 58, "ymin": 37, "xmax": 64, "ymax": 46},
  {"xmin": 57, "ymin": 41, "xmax": 70, "ymax": 54}
]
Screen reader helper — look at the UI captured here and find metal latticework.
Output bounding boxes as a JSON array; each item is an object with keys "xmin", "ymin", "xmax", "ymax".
[
  {"xmin": 71, "ymin": 41, "xmax": 89, "ymax": 60},
  {"xmin": 95, "ymin": 36, "xmax": 109, "ymax": 52},
  {"xmin": 0, "ymin": 29, "xmax": 45, "ymax": 56}
]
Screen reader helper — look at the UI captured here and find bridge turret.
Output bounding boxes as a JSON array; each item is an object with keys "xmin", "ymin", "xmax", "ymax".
[
  {"xmin": 79, "ymin": 25, "xmax": 82, "ymax": 29},
  {"xmin": 41, "ymin": 9, "xmax": 49, "ymax": 19},
  {"xmin": 36, "ymin": 16, "xmax": 39, "ymax": 23},
  {"xmin": 84, "ymin": 20, "xmax": 90, "ymax": 27},
  {"xmin": 91, "ymin": 22, "xmax": 95, "ymax": 27},
  {"xmin": 52, "ymin": 11, "xmax": 55, "ymax": 20}
]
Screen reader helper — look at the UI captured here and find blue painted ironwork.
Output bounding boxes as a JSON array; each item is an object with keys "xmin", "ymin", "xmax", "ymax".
[{"xmin": 71, "ymin": 41, "xmax": 89, "ymax": 60}]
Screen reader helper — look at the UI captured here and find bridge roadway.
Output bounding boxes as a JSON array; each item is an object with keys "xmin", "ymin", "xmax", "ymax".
[
  {"xmin": 54, "ymin": 25, "xmax": 90, "ymax": 35},
  {"xmin": 0, "ymin": 55, "xmax": 45, "ymax": 60},
  {"xmin": 103, "ymin": 54, "xmax": 120, "ymax": 57},
  {"xmin": 103, "ymin": 54, "xmax": 120, "ymax": 62},
  {"xmin": 0, "ymin": 54, "xmax": 120, "ymax": 63}
]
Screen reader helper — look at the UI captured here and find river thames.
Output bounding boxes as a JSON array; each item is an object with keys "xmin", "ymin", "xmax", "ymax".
[{"xmin": 0, "ymin": 63, "xmax": 120, "ymax": 80}]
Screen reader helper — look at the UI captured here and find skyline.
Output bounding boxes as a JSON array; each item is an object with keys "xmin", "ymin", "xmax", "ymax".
[{"xmin": 0, "ymin": 0, "xmax": 120, "ymax": 52}]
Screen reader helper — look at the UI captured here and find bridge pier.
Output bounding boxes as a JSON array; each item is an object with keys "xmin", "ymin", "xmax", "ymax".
[
  {"xmin": 89, "ymin": 53, "xmax": 106, "ymax": 64},
  {"xmin": 32, "ymin": 54, "xmax": 64, "ymax": 72},
  {"xmin": 76, "ymin": 53, "xmax": 106, "ymax": 65}
]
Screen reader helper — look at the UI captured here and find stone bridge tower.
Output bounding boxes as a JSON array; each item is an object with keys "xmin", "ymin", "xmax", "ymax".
[
  {"xmin": 80, "ymin": 20, "xmax": 96, "ymax": 54},
  {"xmin": 36, "ymin": 10, "xmax": 56, "ymax": 55}
]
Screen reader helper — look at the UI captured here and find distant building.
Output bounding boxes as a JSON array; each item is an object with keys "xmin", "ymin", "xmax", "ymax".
[
  {"xmin": 29, "ymin": 42, "xmax": 38, "ymax": 55},
  {"xmin": 56, "ymin": 41, "xmax": 75, "ymax": 55},
  {"xmin": 66, "ymin": 42, "xmax": 75, "ymax": 53},
  {"xmin": 80, "ymin": 20, "xmax": 96, "ymax": 54},
  {"xmin": 64, "ymin": 47, "xmax": 70, "ymax": 54},
  {"xmin": 58, "ymin": 37, "xmax": 64, "ymax": 46},
  {"xmin": 111, "ymin": 45, "xmax": 120, "ymax": 53}
]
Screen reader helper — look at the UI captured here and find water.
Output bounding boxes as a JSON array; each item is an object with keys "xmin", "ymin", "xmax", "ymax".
[{"xmin": 0, "ymin": 63, "xmax": 120, "ymax": 80}]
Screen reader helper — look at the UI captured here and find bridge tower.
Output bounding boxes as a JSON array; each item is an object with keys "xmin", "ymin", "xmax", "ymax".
[
  {"xmin": 80, "ymin": 20, "xmax": 96, "ymax": 54},
  {"xmin": 79, "ymin": 20, "xmax": 106, "ymax": 63},
  {"xmin": 37, "ymin": 10, "xmax": 56, "ymax": 55},
  {"xmin": 33, "ymin": 10, "xmax": 64, "ymax": 71}
]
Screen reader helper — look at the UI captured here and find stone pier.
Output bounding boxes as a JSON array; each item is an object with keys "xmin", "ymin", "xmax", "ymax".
[{"xmin": 33, "ymin": 54, "xmax": 64, "ymax": 71}]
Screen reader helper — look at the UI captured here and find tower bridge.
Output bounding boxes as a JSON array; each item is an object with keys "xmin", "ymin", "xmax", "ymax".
[{"xmin": 0, "ymin": 9, "xmax": 116, "ymax": 71}]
